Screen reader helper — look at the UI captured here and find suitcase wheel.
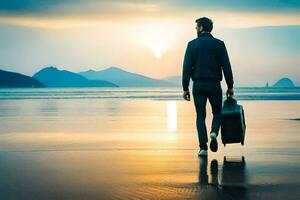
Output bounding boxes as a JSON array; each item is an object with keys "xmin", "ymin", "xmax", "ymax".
[{"xmin": 223, "ymin": 143, "xmax": 226, "ymax": 147}]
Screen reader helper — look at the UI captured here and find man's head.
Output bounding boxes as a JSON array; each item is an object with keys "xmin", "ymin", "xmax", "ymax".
[{"xmin": 195, "ymin": 17, "xmax": 213, "ymax": 33}]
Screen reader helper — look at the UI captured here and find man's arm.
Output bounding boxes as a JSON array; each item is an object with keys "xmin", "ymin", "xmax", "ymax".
[
  {"xmin": 220, "ymin": 41, "xmax": 234, "ymax": 90},
  {"xmin": 182, "ymin": 43, "xmax": 193, "ymax": 92}
]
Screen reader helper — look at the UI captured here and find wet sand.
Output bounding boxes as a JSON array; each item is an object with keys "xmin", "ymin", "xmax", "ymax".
[{"xmin": 0, "ymin": 99, "xmax": 299, "ymax": 199}]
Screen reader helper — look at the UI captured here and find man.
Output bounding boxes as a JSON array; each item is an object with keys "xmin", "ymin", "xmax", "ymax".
[{"xmin": 182, "ymin": 17, "xmax": 234, "ymax": 156}]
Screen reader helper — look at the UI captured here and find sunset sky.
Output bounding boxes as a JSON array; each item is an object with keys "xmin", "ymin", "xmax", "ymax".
[{"xmin": 0, "ymin": 0, "xmax": 299, "ymax": 86}]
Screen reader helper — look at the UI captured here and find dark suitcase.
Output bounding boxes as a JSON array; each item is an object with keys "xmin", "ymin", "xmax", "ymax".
[{"xmin": 221, "ymin": 98, "xmax": 246, "ymax": 146}]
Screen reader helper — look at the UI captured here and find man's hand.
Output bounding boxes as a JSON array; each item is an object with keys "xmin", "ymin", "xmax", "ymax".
[
  {"xmin": 226, "ymin": 88, "xmax": 234, "ymax": 98},
  {"xmin": 183, "ymin": 90, "xmax": 191, "ymax": 101}
]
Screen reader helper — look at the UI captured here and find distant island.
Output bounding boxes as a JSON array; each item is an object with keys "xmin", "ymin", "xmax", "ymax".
[
  {"xmin": 33, "ymin": 67, "xmax": 118, "ymax": 87},
  {"xmin": 272, "ymin": 77, "xmax": 295, "ymax": 88},
  {"xmin": 0, "ymin": 69, "xmax": 44, "ymax": 88}
]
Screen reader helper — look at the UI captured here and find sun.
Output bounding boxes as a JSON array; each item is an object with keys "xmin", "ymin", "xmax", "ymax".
[
  {"xmin": 154, "ymin": 50, "xmax": 163, "ymax": 59},
  {"xmin": 129, "ymin": 20, "xmax": 179, "ymax": 60}
]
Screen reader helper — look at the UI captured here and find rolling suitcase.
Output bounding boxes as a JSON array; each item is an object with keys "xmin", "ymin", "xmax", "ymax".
[{"xmin": 221, "ymin": 97, "xmax": 246, "ymax": 146}]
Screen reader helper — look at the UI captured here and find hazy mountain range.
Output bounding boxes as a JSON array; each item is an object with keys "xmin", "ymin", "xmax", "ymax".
[
  {"xmin": 0, "ymin": 66, "xmax": 297, "ymax": 88},
  {"xmin": 79, "ymin": 67, "xmax": 172, "ymax": 87},
  {"xmin": 161, "ymin": 76, "xmax": 181, "ymax": 86},
  {"xmin": 0, "ymin": 66, "xmax": 176, "ymax": 88},
  {"xmin": 33, "ymin": 67, "xmax": 117, "ymax": 87}
]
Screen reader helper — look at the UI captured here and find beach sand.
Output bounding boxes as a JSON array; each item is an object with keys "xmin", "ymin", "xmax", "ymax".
[{"xmin": 0, "ymin": 99, "xmax": 299, "ymax": 199}]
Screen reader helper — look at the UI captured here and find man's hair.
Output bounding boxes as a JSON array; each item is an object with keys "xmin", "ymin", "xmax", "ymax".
[{"xmin": 195, "ymin": 17, "xmax": 213, "ymax": 32}]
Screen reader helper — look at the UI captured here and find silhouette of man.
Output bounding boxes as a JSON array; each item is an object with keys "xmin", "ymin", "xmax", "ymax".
[{"xmin": 182, "ymin": 17, "xmax": 234, "ymax": 156}]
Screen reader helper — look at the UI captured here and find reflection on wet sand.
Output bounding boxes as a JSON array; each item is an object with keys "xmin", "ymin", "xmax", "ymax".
[
  {"xmin": 222, "ymin": 156, "xmax": 248, "ymax": 188},
  {"xmin": 197, "ymin": 156, "xmax": 248, "ymax": 200},
  {"xmin": 0, "ymin": 149, "xmax": 299, "ymax": 199}
]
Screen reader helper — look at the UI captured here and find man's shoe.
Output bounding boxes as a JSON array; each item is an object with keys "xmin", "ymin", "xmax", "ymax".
[
  {"xmin": 210, "ymin": 132, "xmax": 218, "ymax": 152},
  {"xmin": 198, "ymin": 149, "xmax": 208, "ymax": 156}
]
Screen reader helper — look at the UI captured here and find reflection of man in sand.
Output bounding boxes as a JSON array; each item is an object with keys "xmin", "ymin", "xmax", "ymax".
[
  {"xmin": 182, "ymin": 17, "xmax": 234, "ymax": 156},
  {"xmin": 198, "ymin": 157, "xmax": 219, "ymax": 186}
]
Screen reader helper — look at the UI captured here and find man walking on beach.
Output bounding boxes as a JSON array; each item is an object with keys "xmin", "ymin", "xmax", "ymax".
[{"xmin": 182, "ymin": 17, "xmax": 234, "ymax": 156}]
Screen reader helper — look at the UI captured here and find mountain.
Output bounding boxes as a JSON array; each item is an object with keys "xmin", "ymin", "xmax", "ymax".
[
  {"xmin": 0, "ymin": 69, "xmax": 44, "ymax": 88},
  {"xmin": 33, "ymin": 67, "xmax": 118, "ymax": 87},
  {"xmin": 273, "ymin": 77, "xmax": 295, "ymax": 88},
  {"xmin": 79, "ymin": 67, "xmax": 175, "ymax": 87},
  {"xmin": 161, "ymin": 76, "xmax": 181, "ymax": 86}
]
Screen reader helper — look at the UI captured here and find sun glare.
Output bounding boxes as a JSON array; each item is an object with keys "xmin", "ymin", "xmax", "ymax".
[
  {"xmin": 130, "ymin": 21, "xmax": 180, "ymax": 59},
  {"xmin": 167, "ymin": 101, "xmax": 177, "ymax": 132},
  {"xmin": 154, "ymin": 50, "xmax": 163, "ymax": 59}
]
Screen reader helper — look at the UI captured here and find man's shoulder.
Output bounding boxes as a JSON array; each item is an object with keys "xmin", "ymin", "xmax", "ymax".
[
  {"xmin": 212, "ymin": 37, "xmax": 224, "ymax": 44},
  {"xmin": 187, "ymin": 38, "xmax": 198, "ymax": 46},
  {"xmin": 187, "ymin": 36, "xmax": 224, "ymax": 45},
  {"xmin": 208, "ymin": 36, "xmax": 225, "ymax": 46}
]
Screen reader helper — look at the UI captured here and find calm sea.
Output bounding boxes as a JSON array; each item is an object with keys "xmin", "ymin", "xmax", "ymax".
[{"xmin": 0, "ymin": 87, "xmax": 300, "ymax": 100}]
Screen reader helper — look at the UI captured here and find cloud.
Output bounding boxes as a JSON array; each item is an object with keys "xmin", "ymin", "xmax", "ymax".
[
  {"xmin": 1, "ymin": 0, "xmax": 300, "ymax": 16},
  {"xmin": 0, "ymin": 0, "xmax": 299, "ymax": 28},
  {"xmin": 177, "ymin": 0, "xmax": 300, "ymax": 12},
  {"xmin": 0, "ymin": 0, "xmax": 162, "ymax": 16}
]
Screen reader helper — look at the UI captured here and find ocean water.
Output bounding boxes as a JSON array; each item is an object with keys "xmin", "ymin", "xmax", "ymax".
[
  {"xmin": 0, "ymin": 87, "xmax": 300, "ymax": 100},
  {"xmin": 0, "ymin": 87, "xmax": 299, "ymax": 199}
]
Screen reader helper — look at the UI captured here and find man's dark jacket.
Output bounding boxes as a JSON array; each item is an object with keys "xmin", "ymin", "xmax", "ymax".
[{"xmin": 182, "ymin": 32, "xmax": 233, "ymax": 91}]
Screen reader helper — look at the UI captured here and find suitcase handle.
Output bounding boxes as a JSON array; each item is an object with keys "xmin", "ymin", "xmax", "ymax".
[
  {"xmin": 224, "ymin": 97, "xmax": 237, "ymax": 110},
  {"xmin": 226, "ymin": 96, "xmax": 235, "ymax": 101}
]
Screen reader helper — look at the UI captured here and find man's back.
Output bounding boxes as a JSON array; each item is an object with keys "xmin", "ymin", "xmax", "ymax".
[{"xmin": 182, "ymin": 32, "xmax": 233, "ymax": 91}]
